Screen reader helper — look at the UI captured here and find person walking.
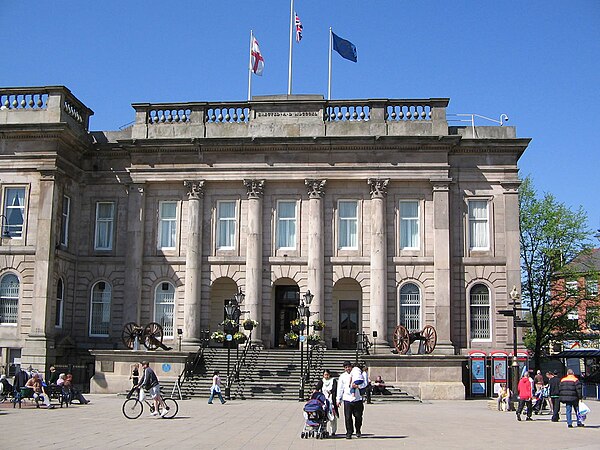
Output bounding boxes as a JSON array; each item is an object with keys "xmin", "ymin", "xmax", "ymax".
[
  {"xmin": 548, "ymin": 370, "xmax": 561, "ymax": 422},
  {"xmin": 336, "ymin": 361, "xmax": 365, "ymax": 439},
  {"xmin": 208, "ymin": 370, "xmax": 226, "ymax": 404},
  {"xmin": 559, "ymin": 368, "xmax": 584, "ymax": 428},
  {"xmin": 129, "ymin": 363, "xmax": 140, "ymax": 388},
  {"xmin": 516, "ymin": 371, "xmax": 533, "ymax": 421},
  {"xmin": 315, "ymin": 369, "xmax": 339, "ymax": 437}
]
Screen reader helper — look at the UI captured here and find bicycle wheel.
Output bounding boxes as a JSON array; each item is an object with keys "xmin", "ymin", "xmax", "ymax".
[
  {"xmin": 159, "ymin": 397, "xmax": 178, "ymax": 419},
  {"xmin": 122, "ymin": 398, "xmax": 143, "ymax": 419}
]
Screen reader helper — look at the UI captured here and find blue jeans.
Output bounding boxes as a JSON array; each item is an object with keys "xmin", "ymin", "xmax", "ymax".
[
  {"xmin": 564, "ymin": 401, "xmax": 580, "ymax": 426},
  {"xmin": 208, "ymin": 389, "xmax": 225, "ymax": 404}
]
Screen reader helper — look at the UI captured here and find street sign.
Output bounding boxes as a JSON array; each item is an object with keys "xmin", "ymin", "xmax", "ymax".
[
  {"xmin": 497, "ymin": 309, "xmax": 515, "ymax": 316},
  {"xmin": 515, "ymin": 320, "xmax": 531, "ymax": 327}
]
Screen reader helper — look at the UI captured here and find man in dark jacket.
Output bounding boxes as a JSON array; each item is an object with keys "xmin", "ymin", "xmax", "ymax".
[
  {"xmin": 548, "ymin": 371, "xmax": 561, "ymax": 422},
  {"xmin": 559, "ymin": 369, "xmax": 583, "ymax": 427}
]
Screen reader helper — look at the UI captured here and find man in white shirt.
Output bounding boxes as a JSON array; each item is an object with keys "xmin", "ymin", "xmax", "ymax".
[{"xmin": 336, "ymin": 361, "xmax": 365, "ymax": 439}]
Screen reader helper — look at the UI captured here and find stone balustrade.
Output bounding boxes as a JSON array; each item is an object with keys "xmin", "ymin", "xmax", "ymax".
[{"xmin": 0, "ymin": 86, "xmax": 93, "ymax": 132}]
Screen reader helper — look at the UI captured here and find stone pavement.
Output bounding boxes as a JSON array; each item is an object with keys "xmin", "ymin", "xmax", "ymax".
[{"xmin": 0, "ymin": 395, "xmax": 597, "ymax": 449}]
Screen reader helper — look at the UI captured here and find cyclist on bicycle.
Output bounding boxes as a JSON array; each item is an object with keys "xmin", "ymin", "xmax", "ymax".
[{"xmin": 136, "ymin": 361, "xmax": 167, "ymax": 417}]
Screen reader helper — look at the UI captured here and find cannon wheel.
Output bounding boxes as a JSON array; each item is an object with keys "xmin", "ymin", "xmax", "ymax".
[
  {"xmin": 143, "ymin": 322, "xmax": 164, "ymax": 350},
  {"xmin": 122, "ymin": 322, "xmax": 140, "ymax": 349},
  {"xmin": 393, "ymin": 325, "xmax": 411, "ymax": 354},
  {"xmin": 422, "ymin": 325, "xmax": 437, "ymax": 354}
]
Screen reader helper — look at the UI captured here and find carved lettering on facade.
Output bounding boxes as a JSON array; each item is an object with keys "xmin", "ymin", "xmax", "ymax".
[
  {"xmin": 256, "ymin": 111, "xmax": 319, "ymax": 118},
  {"xmin": 244, "ymin": 179, "xmax": 265, "ymax": 199},
  {"xmin": 305, "ymin": 179, "xmax": 327, "ymax": 199},
  {"xmin": 184, "ymin": 180, "xmax": 205, "ymax": 199},
  {"xmin": 368, "ymin": 178, "xmax": 389, "ymax": 198}
]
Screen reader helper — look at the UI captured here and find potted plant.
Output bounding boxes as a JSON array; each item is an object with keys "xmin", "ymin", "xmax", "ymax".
[
  {"xmin": 243, "ymin": 319, "xmax": 259, "ymax": 331},
  {"xmin": 307, "ymin": 334, "xmax": 321, "ymax": 346},
  {"xmin": 211, "ymin": 330, "xmax": 225, "ymax": 343},
  {"xmin": 312, "ymin": 319, "xmax": 325, "ymax": 331},
  {"xmin": 233, "ymin": 331, "xmax": 247, "ymax": 344},
  {"xmin": 221, "ymin": 318, "xmax": 239, "ymax": 334},
  {"xmin": 290, "ymin": 318, "xmax": 305, "ymax": 333},
  {"xmin": 284, "ymin": 331, "xmax": 298, "ymax": 347}
]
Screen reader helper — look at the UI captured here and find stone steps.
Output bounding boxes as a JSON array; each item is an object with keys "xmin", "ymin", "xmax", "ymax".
[{"xmin": 160, "ymin": 347, "xmax": 419, "ymax": 402}]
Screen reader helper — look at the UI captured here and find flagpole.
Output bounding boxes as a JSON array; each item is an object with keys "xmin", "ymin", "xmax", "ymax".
[
  {"xmin": 248, "ymin": 30, "xmax": 253, "ymax": 101},
  {"xmin": 327, "ymin": 27, "xmax": 332, "ymax": 100},
  {"xmin": 287, "ymin": 0, "xmax": 294, "ymax": 95}
]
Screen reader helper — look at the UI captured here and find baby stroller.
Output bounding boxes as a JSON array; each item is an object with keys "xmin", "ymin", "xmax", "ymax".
[{"xmin": 301, "ymin": 392, "xmax": 330, "ymax": 439}]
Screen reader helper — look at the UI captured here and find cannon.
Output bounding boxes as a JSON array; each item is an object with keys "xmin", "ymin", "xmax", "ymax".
[
  {"xmin": 121, "ymin": 322, "xmax": 172, "ymax": 351},
  {"xmin": 392, "ymin": 324, "xmax": 437, "ymax": 355}
]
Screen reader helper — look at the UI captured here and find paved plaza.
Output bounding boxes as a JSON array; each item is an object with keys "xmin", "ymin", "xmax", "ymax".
[{"xmin": 1, "ymin": 395, "xmax": 598, "ymax": 449}]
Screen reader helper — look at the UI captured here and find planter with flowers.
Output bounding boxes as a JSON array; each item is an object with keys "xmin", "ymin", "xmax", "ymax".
[
  {"xmin": 243, "ymin": 319, "xmax": 259, "ymax": 331},
  {"xmin": 211, "ymin": 330, "xmax": 225, "ymax": 343},
  {"xmin": 233, "ymin": 331, "xmax": 248, "ymax": 344},
  {"xmin": 307, "ymin": 334, "xmax": 321, "ymax": 346},
  {"xmin": 312, "ymin": 319, "xmax": 325, "ymax": 331},
  {"xmin": 290, "ymin": 319, "xmax": 305, "ymax": 333},
  {"xmin": 284, "ymin": 331, "xmax": 299, "ymax": 347}
]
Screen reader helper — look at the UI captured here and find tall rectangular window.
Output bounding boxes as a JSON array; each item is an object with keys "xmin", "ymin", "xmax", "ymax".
[
  {"xmin": 60, "ymin": 195, "xmax": 71, "ymax": 246},
  {"xmin": 338, "ymin": 200, "xmax": 358, "ymax": 249},
  {"xmin": 470, "ymin": 284, "xmax": 491, "ymax": 340},
  {"xmin": 468, "ymin": 200, "xmax": 489, "ymax": 250},
  {"xmin": 3, "ymin": 187, "xmax": 26, "ymax": 238},
  {"xmin": 55, "ymin": 278, "xmax": 64, "ymax": 328},
  {"xmin": 400, "ymin": 201, "xmax": 420, "ymax": 249},
  {"xmin": 90, "ymin": 281, "xmax": 111, "ymax": 336},
  {"xmin": 586, "ymin": 279, "xmax": 599, "ymax": 298},
  {"xmin": 94, "ymin": 202, "xmax": 115, "ymax": 250},
  {"xmin": 217, "ymin": 201, "xmax": 236, "ymax": 249},
  {"xmin": 277, "ymin": 200, "xmax": 297, "ymax": 249},
  {"xmin": 158, "ymin": 201, "xmax": 177, "ymax": 249}
]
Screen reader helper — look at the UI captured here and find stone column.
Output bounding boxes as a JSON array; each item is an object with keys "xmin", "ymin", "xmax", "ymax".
[
  {"xmin": 244, "ymin": 179, "xmax": 264, "ymax": 343},
  {"xmin": 502, "ymin": 181, "xmax": 522, "ymax": 346},
  {"xmin": 305, "ymin": 179, "xmax": 326, "ymax": 333},
  {"xmin": 123, "ymin": 184, "xmax": 145, "ymax": 326},
  {"xmin": 432, "ymin": 179, "xmax": 454, "ymax": 354},
  {"xmin": 22, "ymin": 171, "xmax": 57, "ymax": 368},
  {"xmin": 183, "ymin": 180, "xmax": 205, "ymax": 345},
  {"xmin": 368, "ymin": 178, "xmax": 389, "ymax": 347}
]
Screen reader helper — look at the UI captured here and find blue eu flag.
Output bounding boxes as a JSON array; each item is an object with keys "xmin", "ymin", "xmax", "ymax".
[{"xmin": 332, "ymin": 32, "xmax": 357, "ymax": 62}]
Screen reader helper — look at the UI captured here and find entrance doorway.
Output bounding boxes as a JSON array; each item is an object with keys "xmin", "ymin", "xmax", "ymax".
[
  {"xmin": 274, "ymin": 285, "xmax": 300, "ymax": 347},
  {"xmin": 339, "ymin": 300, "xmax": 359, "ymax": 349}
]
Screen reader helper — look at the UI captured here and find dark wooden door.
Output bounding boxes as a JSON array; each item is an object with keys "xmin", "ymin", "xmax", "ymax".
[
  {"xmin": 274, "ymin": 286, "xmax": 299, "ymax": 347},
  {"xmin": 339, "ymin": 300, "xmax": 359, "ymax": 349}
]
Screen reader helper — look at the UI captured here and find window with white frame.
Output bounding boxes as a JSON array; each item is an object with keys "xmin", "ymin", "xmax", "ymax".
[
  {"xmin": 55, "ymin": 278, "xmax": 64, "ymax": 328},
  {"xmin": 468, "ymin": 200, "xmax": 489, "ymax": 250},
  {"xmin": 338, "ymin": 200, "xmax": 358, "ymax": 249},
  {"xmin": 566, "ymin": 280, "xmax": 579, "ymax": 297},
  {"xmin": 470, "ymin": 284, "xmax": 491, "ymax": 340},
  {"xmin": 400, "ymin": 283, "xmax": 421, "ymax": 332},
  {"xmin": 567, "ymin": 309, "xmax": 579, "ymax": 320},
  {"xmin": 0, "ymin": 273, "xmax": 19, "ymax": 324},
  {"xmin": 217, "ymin": 201, "xmax": 236, "ymax": 249},
  {"xmin": 60, "ymin": 196, "xmax": 70, "ymax": 247},
  {"xmin": 277, "ymin": 200, "xmax": 297, "ymax": 249},
  {"xmin": 158, "ymin": 201, "xmax": 177, "ymax": 249},
  {"xmin": 89, "ymin": 281, "xmax": 111, "ymax": 336},
  {"xmin": 155, "ymin": 282, "xmax": 175, "ymax": 338},
  {"xmin": 94, "ymin": 202, "xmax": 115, "ymax": 250},
  {"xmin": 400, "ymin": 201, "xmax": 420, "ymax": 249},
  {"xmin": 585, "ymin": 279, "xmax": 598, "ymax": 297},
  {"xmin": 3, "ymin": 187, "xmax": 26, "ymax": 238}
]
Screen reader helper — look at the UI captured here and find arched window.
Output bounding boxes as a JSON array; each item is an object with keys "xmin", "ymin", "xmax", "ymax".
[
  {"xmin": 55, "ymin": 278, "xmax": 64, "ymax": 328},
  {"xmin": 400, "ymin": 283, "xmax": 421, "ymax": 332},
  {"xmin": 155, "ymin": 282, "xmax": 175, "ymax": 338},
  {"xmin": 90, "ymin": 281, "xmax": 111, "ymax": 336},
  {"xmin": 0, "ymin": 273, "xmax": 19, "ymax": 324},
  {"xmin": 470, "ymin": 284, "xmax": 491, "ymax": 340}
]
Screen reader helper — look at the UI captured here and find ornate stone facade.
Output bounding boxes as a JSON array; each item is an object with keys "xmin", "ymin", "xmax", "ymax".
[{"xmin": 0, "ymin": 87, "xmax": 530, "ymax": 372}]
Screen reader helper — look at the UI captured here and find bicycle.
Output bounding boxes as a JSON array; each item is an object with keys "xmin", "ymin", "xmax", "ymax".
[{"xmin": 122, "ymin": 387, "xmax": 179, "ymax": 419}]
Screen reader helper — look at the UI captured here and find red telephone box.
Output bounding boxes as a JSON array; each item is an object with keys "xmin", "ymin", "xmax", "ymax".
[
  {"xmin": 469, "ymin": 350, "xmax": 487, "ymax": 396},
  {"xmin": 490, "ymin": 350, "xmax": 508, "ymax": 395}
]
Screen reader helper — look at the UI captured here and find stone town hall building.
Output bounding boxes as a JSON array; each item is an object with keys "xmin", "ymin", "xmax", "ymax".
[{"xmin": 0, "ymin": 86, "xmax": 529, "ymax": 372}]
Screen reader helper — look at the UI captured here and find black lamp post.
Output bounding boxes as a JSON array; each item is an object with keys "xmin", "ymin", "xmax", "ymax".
[
  {"xmin": 297, "ymin": 290, "xmax": 313, "ymax": 401},
  {"xmin": 223, "ymin": 290, "xmax": 244, "ymax": 400}
]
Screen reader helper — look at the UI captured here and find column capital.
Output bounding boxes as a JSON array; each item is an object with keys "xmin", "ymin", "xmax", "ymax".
[
  {"xmin": 184, "ymin": 180, "xmax": 205, "ymax": 199},
  {"xmin": 368, "ymin": 178, "xmax": 389, "ymax": 198},
  {"xmin": 243, "ymin": 179, "xmax": 265, "ymax": 199},
  {"xmin": 305, "ymin": 179, "xmax": 327, "ymax": 199}
]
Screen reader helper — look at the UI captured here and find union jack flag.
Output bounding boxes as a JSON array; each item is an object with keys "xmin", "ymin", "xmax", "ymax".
[{"xmin": 295, "ymin": 12, "xmax": 303, "ymax": 43}]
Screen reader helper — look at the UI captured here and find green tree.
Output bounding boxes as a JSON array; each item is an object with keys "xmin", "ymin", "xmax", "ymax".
[{"xmin": 519, "ymin": 177, "xmax": 596, "ymax": 370}]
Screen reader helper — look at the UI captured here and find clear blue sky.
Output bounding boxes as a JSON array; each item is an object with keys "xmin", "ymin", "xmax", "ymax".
[{"xmin": 2, "ymin": 1, "xmax": 599, "ymax": 233}]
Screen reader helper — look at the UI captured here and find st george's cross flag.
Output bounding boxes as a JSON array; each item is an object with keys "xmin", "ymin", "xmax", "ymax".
[
  {"xmin": 295, "ymin": 12, "xmax": 303, "ymax": 43},
  {"xmin": 251, "ymin": 36, "xmax": 265, "ymax": 75}
]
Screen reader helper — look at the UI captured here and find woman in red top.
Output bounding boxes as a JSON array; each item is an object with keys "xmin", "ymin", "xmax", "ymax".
[{"xmin": 516, "ymin": 371, "xmax": 533, "ymax": 421}]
